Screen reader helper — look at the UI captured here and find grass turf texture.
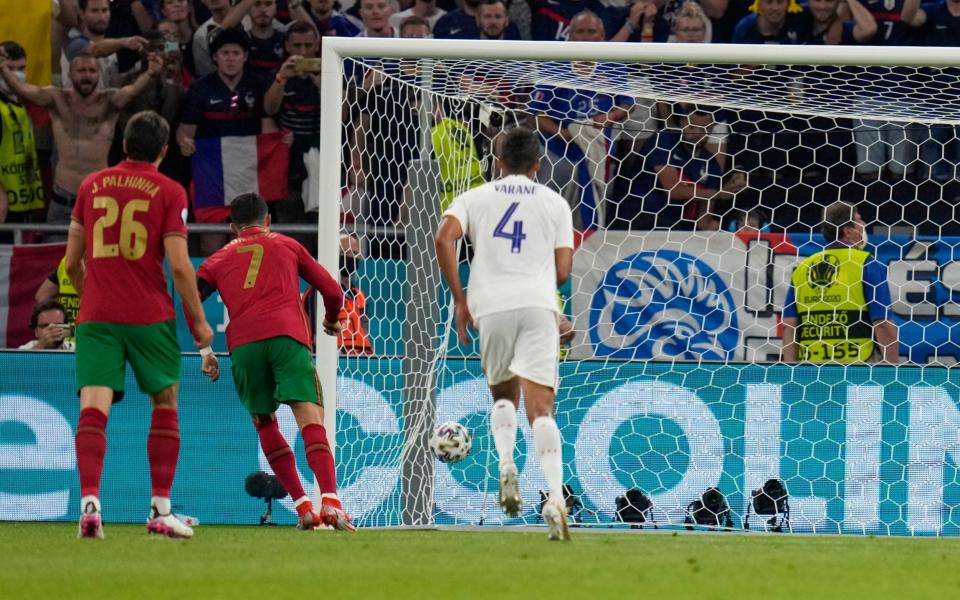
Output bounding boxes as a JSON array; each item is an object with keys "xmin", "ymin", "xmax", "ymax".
[{"xmin": 2, "ymin": 524, "xmax": 960, "ymax": 599}]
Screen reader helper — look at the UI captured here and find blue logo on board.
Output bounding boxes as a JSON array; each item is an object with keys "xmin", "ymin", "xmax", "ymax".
[{"xmin": 589, "ymin": 251, "xmax": 739, "ymax": 360}]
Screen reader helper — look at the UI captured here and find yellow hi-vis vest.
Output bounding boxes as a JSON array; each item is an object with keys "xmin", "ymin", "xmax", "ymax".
[
  {"xmin": 431, "ymin": 117, "xmax": 485, "ymax": 212},
  {"xmin": 0, "ymin": 97, "xmax": 44, "ymax": 212},
  {"xmin": 56, "ymin": 257, "xmax": 80, "ymax": 325},
  {"xmin": 791, "ymin": 247, "xmax": 874, "ymax": 363}
]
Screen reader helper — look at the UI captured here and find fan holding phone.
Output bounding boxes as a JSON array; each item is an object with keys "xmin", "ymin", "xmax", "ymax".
[{"xmin": 18, "ymin": 300, "xmax": 75, "ymax": 351}]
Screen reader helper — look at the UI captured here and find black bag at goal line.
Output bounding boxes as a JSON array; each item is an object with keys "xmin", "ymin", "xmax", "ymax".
[
  {"xmin": 685, "ymin": 487, "xmax": 735, "ymax": 530},
  {"xmin": 615, "ymin": 488, "xmax": 656, "ymax": 527},
  {"xmin": 744, "ymin": 479, "xmax": 790, "ymax": 532}
]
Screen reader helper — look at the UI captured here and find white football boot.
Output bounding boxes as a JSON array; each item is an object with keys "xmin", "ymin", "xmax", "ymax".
[
  {"xmin": 499, "ymin": 462, "xmax": 522, "ymax": 518},
  {"xmin": 147, "ymin": 506, "xmax": 194, "ymax": 539},
  {"xmin": 542, "ymin": 496, "xmax": 570, "ymax": 541}
]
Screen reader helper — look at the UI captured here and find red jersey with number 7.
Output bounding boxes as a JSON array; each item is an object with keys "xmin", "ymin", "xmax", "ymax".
[
  {"xmin": 197, "ymin": 228, "xmax": 343, "ymax": 351},
  {"xmin": 71, "ymin": 160, "xmax": 188, "ymax": 324}
]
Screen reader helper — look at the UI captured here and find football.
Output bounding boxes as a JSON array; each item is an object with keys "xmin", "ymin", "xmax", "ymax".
[{"xmin": 430, "ymin": 421, "xmax": 472, "ymax": 463}]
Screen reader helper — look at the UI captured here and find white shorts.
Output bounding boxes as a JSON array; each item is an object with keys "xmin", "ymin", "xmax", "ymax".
[{"xmin": 475, "ymin": 307, "xmax": 559, "ymax": 389}]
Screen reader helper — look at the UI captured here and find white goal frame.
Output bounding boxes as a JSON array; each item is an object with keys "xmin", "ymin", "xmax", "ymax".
[{"xmin": 316, "ymin": 38, "xmax": 960, "ymax": 524}]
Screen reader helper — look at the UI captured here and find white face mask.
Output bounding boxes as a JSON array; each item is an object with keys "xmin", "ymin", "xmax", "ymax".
[
  {"xmin": 0, "ymin": 70, "xmax": 26, "ymax": 95},
  {"xmin": 855, "ymin": 229, "xmax": 868, "ymax": 250}
]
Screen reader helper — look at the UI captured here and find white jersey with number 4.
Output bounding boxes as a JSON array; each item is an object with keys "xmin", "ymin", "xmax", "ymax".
[{"xmin": 443, "ymin": 174, "xmax": 575, "ymax": 320}]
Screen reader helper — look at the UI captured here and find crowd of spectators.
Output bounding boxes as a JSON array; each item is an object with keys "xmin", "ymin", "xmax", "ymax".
[{"xmin": 1, "ymin": 0, "xmax": 959, "ymax": 253}]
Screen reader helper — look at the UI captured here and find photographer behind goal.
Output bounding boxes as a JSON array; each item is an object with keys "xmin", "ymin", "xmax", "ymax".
[{"xmin": 18, "ymin": 300, "xmax": 74, "ymax": 351}]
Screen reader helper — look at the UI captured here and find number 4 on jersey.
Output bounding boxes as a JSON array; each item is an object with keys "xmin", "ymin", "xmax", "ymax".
[{"xmin": 493, "ymin": 202, "xmax": 526, "ymax": 253}]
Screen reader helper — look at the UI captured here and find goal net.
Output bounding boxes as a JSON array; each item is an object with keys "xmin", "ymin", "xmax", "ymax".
[{"xmin": 319, "ymin": 40, "xmax": 960, "ymax": 535}]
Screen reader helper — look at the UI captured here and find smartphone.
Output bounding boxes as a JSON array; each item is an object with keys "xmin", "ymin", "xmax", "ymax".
[
  {"xmin": 294, "ymin": 58, "xmax": 322, "ymax": 74},
  {"xmin": 56, "ymin": 324, "xmax": 75, "ymax": 337},
  {"xmin": 164, "ymin": 41, "xmax": 180, "ymax": 57}
]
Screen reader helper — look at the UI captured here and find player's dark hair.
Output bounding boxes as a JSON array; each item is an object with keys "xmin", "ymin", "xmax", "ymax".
[
  {"xmin": 0, "ymin": 41, "xmax": 26, "ymax": 62},
  {"xmin": 499, "ymin": 127, "xmax": 541, "ymax": 174},
  {"xmin": 231, "ymin": 193, "xmax": 269, "ymax": 227},
  {"xmin": 30, "ymin": 300, "xmax": 66, "ymax": 329},
  {"xmin": 287, "ymin": 20, "xmax": 319, "ymax": 38},
  {"xmin": 78, "ymin": 0, "xmax": 103, "ymax": 11},
  {"xmin": 124, "ymin": 111, "xmax": 170, "ymax": 162},
  {"xmin": 822, "ymin": 201, "xmax": 857, "ymax": 242}
]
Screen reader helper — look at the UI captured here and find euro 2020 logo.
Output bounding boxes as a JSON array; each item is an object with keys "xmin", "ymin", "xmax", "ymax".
[{"xmin": 589, "ymin": 250, "xmax": 740, "ymax": 360}]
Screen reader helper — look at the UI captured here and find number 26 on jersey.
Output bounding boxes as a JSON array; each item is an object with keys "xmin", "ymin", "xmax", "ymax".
[{"xmin": 92, "ymin": 196, "xmax": 150, "ymax": 260}]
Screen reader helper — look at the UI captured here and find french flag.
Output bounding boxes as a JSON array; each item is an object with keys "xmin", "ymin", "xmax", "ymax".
[
  {"xmin": 0, "ymin": 243, "xmax": 65, "ymax": 348},
  {"xmin": 191, "ymin": 132, "xmax": 290, "ymax": 223}
]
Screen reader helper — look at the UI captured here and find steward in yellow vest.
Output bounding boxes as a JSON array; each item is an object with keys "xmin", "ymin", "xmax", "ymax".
[
  {"xmin": 782, "ymin": 202, "xmax": 898, "ymax": 364},
  {"xmin": 431, "ymin": 116, "xmax": 485, "ymax": 212},
  {"xmin": 790, "ymin": 247, "xmax": 874, "ymax": 362},
  {"xmin": 0, "ymin": 42, "xmax": 44, "ymax": 220}
]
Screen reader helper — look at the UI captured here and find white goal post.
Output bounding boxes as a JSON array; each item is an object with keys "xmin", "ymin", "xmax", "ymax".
[{"xmin": 316, "ymin": 38, "xmax": 960, "ymax": 532}]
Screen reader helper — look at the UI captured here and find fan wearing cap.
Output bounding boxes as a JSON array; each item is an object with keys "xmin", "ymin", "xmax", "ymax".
[{"xmin": 176, "ymin": 27, "xmax": 272, "ymax": 158}]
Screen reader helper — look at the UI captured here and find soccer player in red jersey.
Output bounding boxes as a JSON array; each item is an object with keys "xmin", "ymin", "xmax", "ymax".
[
  {"xmin": 197, "ymin": 193, "xmax": 354, "ymax": 531},
  {"xmin": 65, "ymin": 110, "xmax": 214, "ymax": 540}
]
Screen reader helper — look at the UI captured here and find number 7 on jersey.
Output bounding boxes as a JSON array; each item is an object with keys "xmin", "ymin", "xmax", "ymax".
[
  {"xmin": 493, "ymin": 202, "xmax": 526, "ymax": 253},
  {"xmin": 236, "ymin": 244, "xmax": 264, "ymax": 288}
]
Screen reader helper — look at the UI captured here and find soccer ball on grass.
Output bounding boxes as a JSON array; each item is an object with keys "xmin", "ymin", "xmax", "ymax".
[{"xmin": 430, "ymin": 421, "xmax": 472, "ymax": 463}]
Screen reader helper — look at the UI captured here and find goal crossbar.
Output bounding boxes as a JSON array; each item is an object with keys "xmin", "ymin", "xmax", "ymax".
[{"xmin": 322, "ymin": 38, "xmax": 960, "ymax": 68}]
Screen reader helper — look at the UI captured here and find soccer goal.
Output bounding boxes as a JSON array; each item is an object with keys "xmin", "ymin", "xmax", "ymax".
[{"xmin": 318, "ymin": 38, "xmax": 960, "ymax": 535}]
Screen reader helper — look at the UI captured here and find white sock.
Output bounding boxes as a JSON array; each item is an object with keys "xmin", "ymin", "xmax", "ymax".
[
  {"xmin": 532, "ymin": 416, "xmax": 564, "ymax": 501},
  {"xmin": 490, "ymin": 399, "xmax": 518, "ymax": 468},
  {"xmin": 151, "ymin": 496, "xmax": 171, "ymax": 516},
  {"xmin": 81, "ymin": 495, "xmax": 100, "ymax": 514}
]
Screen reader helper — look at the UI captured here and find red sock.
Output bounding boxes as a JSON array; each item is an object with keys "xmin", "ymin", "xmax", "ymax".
[
  {"xmin": 302, "ymin": 424, "xmax": 337, "ymax": 495},
  {"xmin": 75, "ymin": 408, "xmax": 108, "ymax": 498},
  {"xmin": 147, "ymin": 408, "xmax": 180, "ymax": 498},
  {"xmin": 255, "ymin": 419, "xmax": 307, "ymax": 502}
]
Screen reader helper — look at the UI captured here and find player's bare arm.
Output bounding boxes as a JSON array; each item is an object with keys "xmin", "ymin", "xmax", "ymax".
[
  {"xmin": 219, "ymin": 0, "xmax": 258, "ymax": 30},
  {"xmin": 195, "ymin": 274, "xmax": 220, "ymax": 381},
  {"xmin": 111, "ymin": 53, "xmax": 163, "ymax": 110},
  {"xmin": 176, "ymin": 123, "xmax": 197, "ymax": 157},
  {"xmin": 35, "ymin": 276, "xmax": 58, "ymax": 304},
  {"xmin": 64, "ymin": 220, "xmax": 87, "ymax": 296},
  {"xmin": 165, "ymin": 234, "xmax": 214, "ymax": 349},
  {"xmin": 435, "ymin": 215, "xmax": 472, "ymax": 346},
  {"xmin": 265, "ymin": 55, "xmax": 303, "ymax": 115},
  {"xmin": 656, "ymin": 164, "xmax": 725, "ymax": 202},
  {"xmin": 555, "ymin": 247, "xmax": 572, "ymax": 287},
  {"xmin": 535, "ymin": 114, "xmax": 571, "ymax": 142},
  {"xmin": 201, "ymin": 350, "xmax": 220, "ymax": 382},
  {"xmin": 875, "ymin": 319, "xmax": 899, "ymax": 364},
  {"xmin": 901, "ymin": 0, "xmax": 926, "ymax": 26},
  {"xmin": 0, "ymin": 47, "xmax": 57, "ymax": 108},
  {"xmin": 88, "ymin": 36, "xmax": 148, "ymax": 59},
  {"xmin": 297, "ymin": 244, "xmax": 346, "ymax": 336},
  {"xmin": 781, "ymin": 316, "xmax": 798, "ymax": 362}
]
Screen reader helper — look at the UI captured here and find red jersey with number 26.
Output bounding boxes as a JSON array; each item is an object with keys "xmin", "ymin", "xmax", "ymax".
[
  {"xmin": 197, "ymin": 229, "xmax": 343, "ymax": 351},
  {"xmin": 71, "ymin": 160, "xmax": 188, "ymax": 324}
]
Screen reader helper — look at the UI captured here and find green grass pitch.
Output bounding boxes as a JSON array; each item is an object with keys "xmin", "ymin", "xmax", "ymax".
[{"xmin": 2, "ymin": 523, "xmax": 960, "ymax": 599}]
